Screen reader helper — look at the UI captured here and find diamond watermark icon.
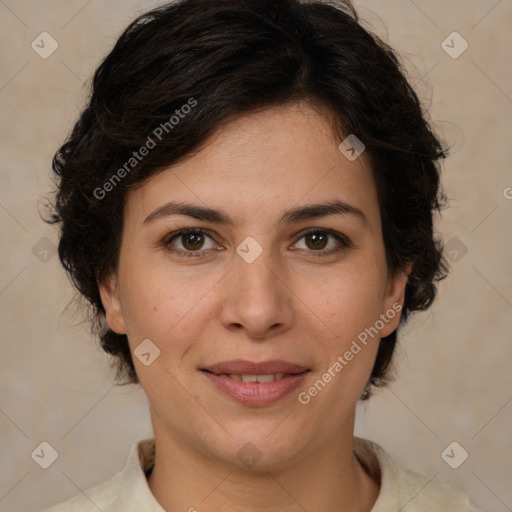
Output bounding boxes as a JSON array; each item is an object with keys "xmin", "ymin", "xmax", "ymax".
[
  {"xmin": 134, "ymin": 339, "xmax": 161, "ymax": 366},
  {"xmin": 441, "ymin": 32, "xmax": 468, "ymax": 59},
  {"xmin": 236, "ymin": 236, "xmax": 263, "ymax": 264},
  {"xmin": 338, "ymin": 134, "xmax": 365, "ymax": 161},
  {"xmin": 31, "ymin": 441, "xmax": 59, "ymax": 469},
  {"xmin": 445, "ymin": 236, "xmax": 468, "ymax": 263},
  {"xmin": 32, "ymin": 236, "xmax": 57, "ymax": 263},
  {"xmin": 31, "ymin": 32, "xmax": 59, "ymax": 59},
  {"xmin": 237, "ymin": 442, "xmax": 262, "ymax": 467},
  {"xmin": 441, "ymin": 441, "xmax": 468, "ymax": 469}
]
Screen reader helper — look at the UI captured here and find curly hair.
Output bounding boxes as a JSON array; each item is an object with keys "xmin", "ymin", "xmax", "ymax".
[{"xmin": 46, "ymin": 0, "xmax": 450, "ymax": 399}]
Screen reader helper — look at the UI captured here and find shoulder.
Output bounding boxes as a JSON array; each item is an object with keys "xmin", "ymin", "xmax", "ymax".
[
  {"xmin": 395, "ymin": 465, "xmax": 480, "ymax": 511},
  {"xmin": 354, "ymin": 437, "xmax": 481, "ymax": 512},
  {"xmin": 37, "ymin": 438, "xmax": 161, "ymax": 512},
  {"xmin": 36, "ymin": 472, "xmax": 120, "ymax": 512}
]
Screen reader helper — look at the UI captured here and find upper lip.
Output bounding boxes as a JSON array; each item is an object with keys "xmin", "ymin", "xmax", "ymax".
[{"xmin": 201, "ymin": 359, "xmax": 310, "ymax": 375}]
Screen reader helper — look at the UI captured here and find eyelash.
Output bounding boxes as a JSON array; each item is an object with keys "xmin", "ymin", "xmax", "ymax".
[{"xmin": 162, "ymin": 228, "xmax": 351, "ymax": 259}]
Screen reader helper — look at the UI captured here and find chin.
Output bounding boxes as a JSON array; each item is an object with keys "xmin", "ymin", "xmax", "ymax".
[{"xmin": 206, "ymin": 425, "xmax": 308, "ymax": 472}]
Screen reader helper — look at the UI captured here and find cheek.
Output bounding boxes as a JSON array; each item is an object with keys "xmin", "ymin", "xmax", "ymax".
[
  {"xmin": 296, "ymin": 257, "xmax": 387, "ymax": 399},
  {"xmin": 305, "ymin": 262, "xmax": 387, "ymax": 341},
  {"xmin": 297, "ymin": 271, "xmax": 384, "ymax": 420},
  {"xmin": 118, "ymin": 258, "xmax": 217, "ymax": 349}
]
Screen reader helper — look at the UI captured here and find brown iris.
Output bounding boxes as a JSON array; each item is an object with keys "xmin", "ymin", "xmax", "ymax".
[
  {"xmin": 181, "ymin": 232, "xmax": 205, "ymax": 251},
  {"xmin": 304, "ymin": 232, "xmax": 328, "ymax": 251}
]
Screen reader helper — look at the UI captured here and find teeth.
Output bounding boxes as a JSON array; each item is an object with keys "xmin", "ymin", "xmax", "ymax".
[
  {"xmin": 254, "ymin": 374, "xmax": 274, "ymax": 383},
  {"xmin": 224, "ymin": 373, "xmax": 286, "ymax": 382}
]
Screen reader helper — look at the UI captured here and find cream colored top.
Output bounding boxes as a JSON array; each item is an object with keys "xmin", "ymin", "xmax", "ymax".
[{"xmin": 41, "ymin": 437, "xmax": 481, "ymax": 511}]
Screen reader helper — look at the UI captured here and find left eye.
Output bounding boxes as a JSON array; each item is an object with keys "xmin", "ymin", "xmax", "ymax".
[
  {"xmin": 163, "ymin": 228, "xmax": 350, "ymax": 258},
  {"xmin": 294, "ymin": 229, "xmax": 347, "ymax": 253}
]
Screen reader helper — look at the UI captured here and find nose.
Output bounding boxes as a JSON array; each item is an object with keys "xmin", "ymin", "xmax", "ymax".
[{"xmin": 219, "ymin": 247, "xmax": 295, "ymax": 340}]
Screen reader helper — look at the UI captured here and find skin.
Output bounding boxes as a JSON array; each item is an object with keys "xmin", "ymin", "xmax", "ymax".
[{"xmin": 100, "ymin": 101, "xmax": 410, "ymax": 512}]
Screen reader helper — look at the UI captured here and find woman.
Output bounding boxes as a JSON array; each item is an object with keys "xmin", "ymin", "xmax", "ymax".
[{"xmin": 42, "ymin": 0, "xmax": 480, "ymax": 510}]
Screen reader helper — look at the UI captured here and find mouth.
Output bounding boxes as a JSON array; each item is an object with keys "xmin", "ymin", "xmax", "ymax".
[
  {"xmin": 201, "ymin": 359, "xmax": 310, "ymax": 376},
  {"xmin": 200, "ymin": 359, "xmax": 311, "ymax": 406},
  {"xmin": 202, "ymin": 371, "xmax": 290, "ymax": 383}
]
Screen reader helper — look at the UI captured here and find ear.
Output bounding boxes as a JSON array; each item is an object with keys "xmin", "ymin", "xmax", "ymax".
[
  {"xmin": 379, "ymin": 261, "xmax": 413, "ymax": 338},
  {"xmin": 98, "ymin": 272, "xmax": 127, "ymax": 335}
]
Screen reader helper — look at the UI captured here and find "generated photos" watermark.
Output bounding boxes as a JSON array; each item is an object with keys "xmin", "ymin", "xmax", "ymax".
[
  {"xmin": 298, "ymin": 302, "xmax": 402, "ymax": 404},
  {"xmin": 93, "ymin": 97, "xmax": 198, "ymax": 200}
]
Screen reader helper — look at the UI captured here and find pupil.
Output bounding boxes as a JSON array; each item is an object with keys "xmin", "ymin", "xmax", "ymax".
[
  {"xmin": 184, "ymin": 233, "xmax": 203, "ymax": 250},
  {"xmin": 307, "ymin": 233, "xmax": 326, "ymax": 250}
]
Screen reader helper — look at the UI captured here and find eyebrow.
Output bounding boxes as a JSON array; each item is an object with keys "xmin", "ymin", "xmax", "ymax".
[{"xmin": 143, "ymin": 199, "xmax": 367, "ymax": 227}]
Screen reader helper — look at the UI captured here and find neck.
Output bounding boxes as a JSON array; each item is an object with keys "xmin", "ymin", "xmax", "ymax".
[{"xmin": 147, "ymin": 413, "xmax": 380, "ymax": 512}]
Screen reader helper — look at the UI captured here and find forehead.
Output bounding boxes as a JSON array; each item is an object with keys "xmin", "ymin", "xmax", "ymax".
[{"xmin": 124, "ymin": 102, "xmax": 381, "ymax": 232}]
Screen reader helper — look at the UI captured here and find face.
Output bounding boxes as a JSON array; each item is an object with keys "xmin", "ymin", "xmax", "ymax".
[{"xmin": 100, "ymin": 102, "xmax": 408, "ymax": 471}]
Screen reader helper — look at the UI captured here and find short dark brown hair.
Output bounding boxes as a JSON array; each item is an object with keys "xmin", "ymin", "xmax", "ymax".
[{"xmin": 46, "ymin": 0, "xmax": 450, "ymax": 399}]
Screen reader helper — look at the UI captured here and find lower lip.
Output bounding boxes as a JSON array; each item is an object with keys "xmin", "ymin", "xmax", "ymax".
[{"xmin": 201, "ymin": 371, "xmax": 309, "ymax": 406}]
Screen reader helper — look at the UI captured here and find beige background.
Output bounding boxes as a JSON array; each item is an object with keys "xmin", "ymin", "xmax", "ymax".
[{"xmin": 0, "ymin": 1, "xmax": 511, "ymax": 511}]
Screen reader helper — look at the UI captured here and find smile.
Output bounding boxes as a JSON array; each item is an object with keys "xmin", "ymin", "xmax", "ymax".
[{"xmin": 200, "ymin": 360, "xmax": 310, "ymax": 406}]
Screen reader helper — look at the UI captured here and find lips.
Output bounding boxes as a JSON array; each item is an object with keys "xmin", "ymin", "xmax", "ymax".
[{"xmin": 200, "ymin": 359, "xmax": 311, "ymax": 406}]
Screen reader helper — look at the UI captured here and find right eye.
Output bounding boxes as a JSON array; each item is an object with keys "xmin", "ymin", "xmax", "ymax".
[{"xmin": 163, "ymin": 228, "xmax": 222, "ymax": 258}]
